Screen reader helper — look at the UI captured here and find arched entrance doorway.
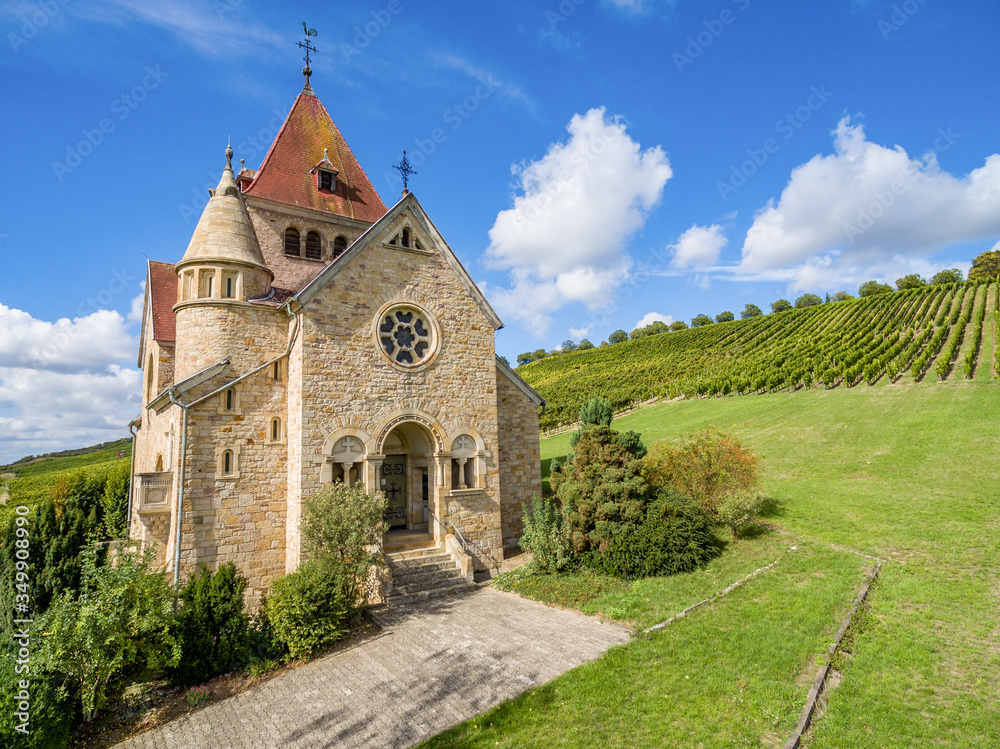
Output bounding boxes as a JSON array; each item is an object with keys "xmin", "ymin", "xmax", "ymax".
[{"xmin": 380, "ymin": 421, "xmax": 436, "ymax": 539}]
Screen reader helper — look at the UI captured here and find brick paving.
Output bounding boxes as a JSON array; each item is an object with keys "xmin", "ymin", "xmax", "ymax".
[{"xmin": 119, "ymin": 587, "xmax": 632, "ymax": 748}]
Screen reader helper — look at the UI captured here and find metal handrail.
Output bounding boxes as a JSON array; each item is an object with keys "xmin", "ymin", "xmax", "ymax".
[{"xmin": 427, "ymin": 506, "xmax": 502, "ymax": 574}]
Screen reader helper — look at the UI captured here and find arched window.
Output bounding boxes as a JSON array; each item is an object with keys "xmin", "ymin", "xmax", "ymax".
[
  {"xmin": 450, "ymin": 434, "xmax": 477, "ymax": 490},
  {"xmin": 333, "ymin": 235, "xmax": 347, "ymax": 258},
  {"xmin": 305, "ymin": 231, "xmax": 322, "ymax": 260},
  {"xmin": 222, "ymin": 450, "xmax": 234, "ymax": 476},
  {"xmin": 270, "ymin": 417, "xmax": 282, "ymax": 442},
  {"xmin": 200, "ymin": 270, "xmax": 214, "ymax": 298},
  {"xmin": 284, "ymin": 227, "xmax": 301, "ymax": 256},
  {"xmin": 223, "ymin": 274, "xmax": 235, "ymax": 299}
]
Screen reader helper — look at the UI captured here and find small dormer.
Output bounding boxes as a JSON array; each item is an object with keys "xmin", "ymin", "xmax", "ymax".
[{"xmin": 311, "ymin": 148, "xmax": 339, "ymax": 193}]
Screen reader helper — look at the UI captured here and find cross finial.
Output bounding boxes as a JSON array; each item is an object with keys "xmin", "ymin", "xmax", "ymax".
[
  {"xmin": 298, "ymin": 22, "xmax": 318, "ymax": 87},
  {"xmin": 392, "ymin": 150, "xmax": 418, "ymax": 195}
]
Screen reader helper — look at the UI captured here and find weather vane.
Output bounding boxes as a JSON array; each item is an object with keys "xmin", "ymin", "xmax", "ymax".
[
  {"xmin": 298, "ymin": 22, "xmax": 318, "ymax": 80},
  {"xmin": 392, "ymin": 150, "xmax": 418, "ymax": 193}
]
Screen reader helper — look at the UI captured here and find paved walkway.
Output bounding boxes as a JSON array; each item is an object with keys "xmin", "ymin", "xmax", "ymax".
[{"xmin": 120, "ymin": 587, "xmax": 631, "ymax": 749}]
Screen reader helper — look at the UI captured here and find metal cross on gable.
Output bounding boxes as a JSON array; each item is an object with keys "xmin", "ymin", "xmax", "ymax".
[{"xmin": 392, "ymin": 150, "xmax": 418, "ymax": 193}]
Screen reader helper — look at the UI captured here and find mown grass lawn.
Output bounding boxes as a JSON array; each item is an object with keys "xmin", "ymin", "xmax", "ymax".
[{"xmin": 423, "ymin": 380, "xmax": 1000, "ymax": 748}]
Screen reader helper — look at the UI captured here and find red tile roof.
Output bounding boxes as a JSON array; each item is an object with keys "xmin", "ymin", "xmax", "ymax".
[
  {"xmin": 243, "ymin": 89, "xmax": 388, "ymax": 223},
  {"xmin": 148, "ymin": 260, "xmax": 177, "ymax": 342}
]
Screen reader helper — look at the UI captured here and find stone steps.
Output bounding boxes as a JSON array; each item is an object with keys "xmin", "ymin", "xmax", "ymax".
[{"xmin": 385, "ymin": 548, "xmax": 475, "ymax": 606}]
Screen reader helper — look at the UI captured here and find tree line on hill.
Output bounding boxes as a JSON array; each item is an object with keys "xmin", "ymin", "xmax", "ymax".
[{"xmin": 516, "ymin": 249, "xmax": 1000, "ymax": 367}]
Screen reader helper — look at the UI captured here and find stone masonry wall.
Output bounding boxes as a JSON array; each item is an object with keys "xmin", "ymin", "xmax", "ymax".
[
  {"xmin": 173, "ymin": 303, "xmax": 288, "ymax": 383},
  {"xmin": 496, "ymin": 372, "xmax": 543, "ymax": 548},
  {"xmin": 247, "ymin": 201, "xmax": 369, "ymax": 292}
]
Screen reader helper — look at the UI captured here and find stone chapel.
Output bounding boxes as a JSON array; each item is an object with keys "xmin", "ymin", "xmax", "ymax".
[{"xmin": 129, "ymin": 68, "xmax": 544, "ymax": 601}]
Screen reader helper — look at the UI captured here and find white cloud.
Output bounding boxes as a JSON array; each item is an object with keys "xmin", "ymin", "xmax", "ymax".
[
  {"xmin": 738, "ymin": 117, "xmax": 1000, "ymax": 290},
  {"xmin": 569, "ymin": 326, "xmax": 592, "ymax": 339},
  {"xmin": 0, "ymin": 305, "xmax": 140, "ymax": 463},
  {"xmin": 485, "ymin": 107, "xmax": 672, "ymax": 335},
  {"xmin": 0, "ymin": 366, "xmax": 141, "ymax": 465},
  {"xmin": 434, "ymin": 53, "xmax": 536, "ymax": 112},
  {"xmin": 0, "ymin": 305, "xmax": 135, "ymax": 373},
  {"xmin": 634, "ymin": 311, "xmax": 674, "ymax": 329},
  {"xmin": 128, "ymin": 287, "xmax": 145, "ymax": 324},
  {"xmin": 670, "ymin": 224, "xmax": 728, "ymax": 269}
]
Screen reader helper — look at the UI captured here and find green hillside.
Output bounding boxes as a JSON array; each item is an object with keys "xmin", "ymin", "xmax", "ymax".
[
  {"xmin": 427, "ymin": 379, "xmax": 1000, "ymax": 748},
  {"xmin": 0, "ymin": 437, "xmax": 132, "ymax": 510},
  {"xmin": 520, "ymin": 279, "xmax": 997, "ymax": 430}
]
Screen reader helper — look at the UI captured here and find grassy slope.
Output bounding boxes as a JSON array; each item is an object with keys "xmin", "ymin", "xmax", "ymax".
[
  {"xmin": 1, "ymin": 437, "xmax": 131, "ymax": 509},
  {"xmin": 426, "ymin": 380, "xmax": 1000, "ymax": 748}
]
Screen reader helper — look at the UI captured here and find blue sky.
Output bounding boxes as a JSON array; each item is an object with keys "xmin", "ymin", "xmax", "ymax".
[{"xmin": 1, "ymin": 0, "xmax": 998, "ymax": 461}]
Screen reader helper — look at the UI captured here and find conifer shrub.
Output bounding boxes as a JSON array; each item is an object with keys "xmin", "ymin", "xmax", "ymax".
[
  {"xmin": 585, "ymin": 490, "xmax": 719, "ymax": 579},
  {"xmin": 642, "ymin": 428, "xmax": 763, "ymax": 522},
  {"xmin": 0, "ymin": 651, "xmax": 74, "ymax": 749},
  {"xmin": 555, "ymin": 426, "xmax": 650, "ymax": 553},
  {"xmin": 166, "ymin": 563, "xmax": 251, "ymax": 686}
]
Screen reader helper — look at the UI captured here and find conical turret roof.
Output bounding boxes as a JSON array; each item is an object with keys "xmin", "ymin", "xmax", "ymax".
[{"xmin": 177, "ymin": 147, "xmax": 272, "ymax": 276}]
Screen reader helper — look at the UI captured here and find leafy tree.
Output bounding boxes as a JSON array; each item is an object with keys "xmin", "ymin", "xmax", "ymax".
[
  {"xmin": 36, "ymin": 542, "xmax": 179, "ymax": 723},
  {"xmin": 895, "ymin": 273, "xmax": 927, "ymax": 290},
  {"xmin": 497, "ymin": 355, "xmax": 509, "ymax": 366},
  {"xmin": 669, "ymin": 321, "xmax": 688, "ymax": 331},
  {"xmin": 630, "ymin": 321, "xmax": 669, "ymax": 339},
  {"xmin": 578, "ymin": 338, "xmax": 595, "ymax": 350},
  {"xmin": 858, "ymin": 280, "xmax": 893, "ymax": 297},
  {"xmin": 930, "ymin": 268, "xmax": 964, "ymax": 285},
  {"xmin": 607, "ymin": 329, "xmax": 629, "ymax": 345},
  {"xmin": 741, "ymin": 304, "xmax": 762, "ymax": 318},
  {"xmin": 715, "ymin": 311, "xmax": 735, "ymax": 322},
  {"xmin": 530, "ymin": 348, "xmax": 548, "ymax": 361},
  {"xmin": 771, "ymin": 299, "xmax": 792, "ymax": 313},
  {"xmin": 795, "ymin": 293, "xmax": 823, "ymax": 308},
  {"xmin": 560, "ymin": 339, "xmax": 577, "ymax": 353},
  {"xmin": 166, "ymin": 563, "xmax": 251, "ymax": 686},
  {"xmin": 969, "ymin": 249, "xmax": 1000, "ymax": 280},
  {"xmin": 831, "ymin": 290, "xmax": 855, "ymax": 302},
  {"xmin": 299, "ymin": 481, "xmax": 387, "ymax": 608},
  {"xmin": 516, "ymin": 352, "xmax": 532, "ymax": 366},
  {"xmin": 691, "ymin": 314, "xmax": 714, "ymax": 327}
]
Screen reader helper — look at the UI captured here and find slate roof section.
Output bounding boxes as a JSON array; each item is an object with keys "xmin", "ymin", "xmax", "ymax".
[
  {"xmin": 243, "ymin": 88, "xmax": 388, "ymax": 223},
  {"xmin": 148, "ymin": 261, "xmax": 177, "ymax": 343}
]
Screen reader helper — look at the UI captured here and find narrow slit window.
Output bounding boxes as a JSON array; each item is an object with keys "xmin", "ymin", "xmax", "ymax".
[
  {"xmin": 402, "ymin": 228, "xmax": 411, "ymax": 248},
  {"xmin": 225, "ymin": 388, "xmax": 234, "ymax": 411},
  {"xmin": 284, "ymin": 227, "xmax": 301, "ymax": 256},
  {"xmin": 272, "ymin": 360, "xmax": 281, "ymax": 380},
  {"xmin": 222, "ymin": 450, "xmax": 233, "ymax": 475},
  {"xmin": 224, "ymin": 276, "xmax": 234, "ymax": 298},
  {"xmin": 271, "ymin": 417, "xmax": 281, "ymax": 441},
  {"xmin": 305, "ymin": 231, "xmax": 322, "ymax": 260}
]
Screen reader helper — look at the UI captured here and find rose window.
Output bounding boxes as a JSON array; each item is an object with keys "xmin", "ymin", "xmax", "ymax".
[{"xmin": 376, "ymin": 305, "xmax": 438, "ymax": 368}]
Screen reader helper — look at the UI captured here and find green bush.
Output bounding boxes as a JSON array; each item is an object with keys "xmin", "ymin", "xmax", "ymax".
[
  {"xmin": 264, "ymin": 561, "xmax": 351, "ymax": 661},
  {"xmin": 520, "ymin": 495, "xmax": 575, "ymax": 574},
  {"xmin": 166, "ymin": 563, "xmax": 251, "ymax": 686},
  {"xmin": 299, "ymin": 482, "xmax": 386, "ymax": 608},
  {"xmin": 0, "ymin": 650, "xmax": 74, "ymax": 749},
  {"xmin": 247, "ymin": 604, "xmax": 286, "ymax": 663},
  {"xmin": 585, "ymin": 491, "xmax": 719, "ymax": 579},
  {"xmin": 35, "ymin": 542, "xmax": 178, "ymax": 723},
  {"xmin": 717, "ymin": 492, "xmax": 768, "ymax": 538}
]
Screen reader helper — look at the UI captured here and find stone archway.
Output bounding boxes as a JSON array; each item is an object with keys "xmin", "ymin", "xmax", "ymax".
[{"xmin": 379, "ymin": 420, "xmax": 437, "ymax": 535}]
